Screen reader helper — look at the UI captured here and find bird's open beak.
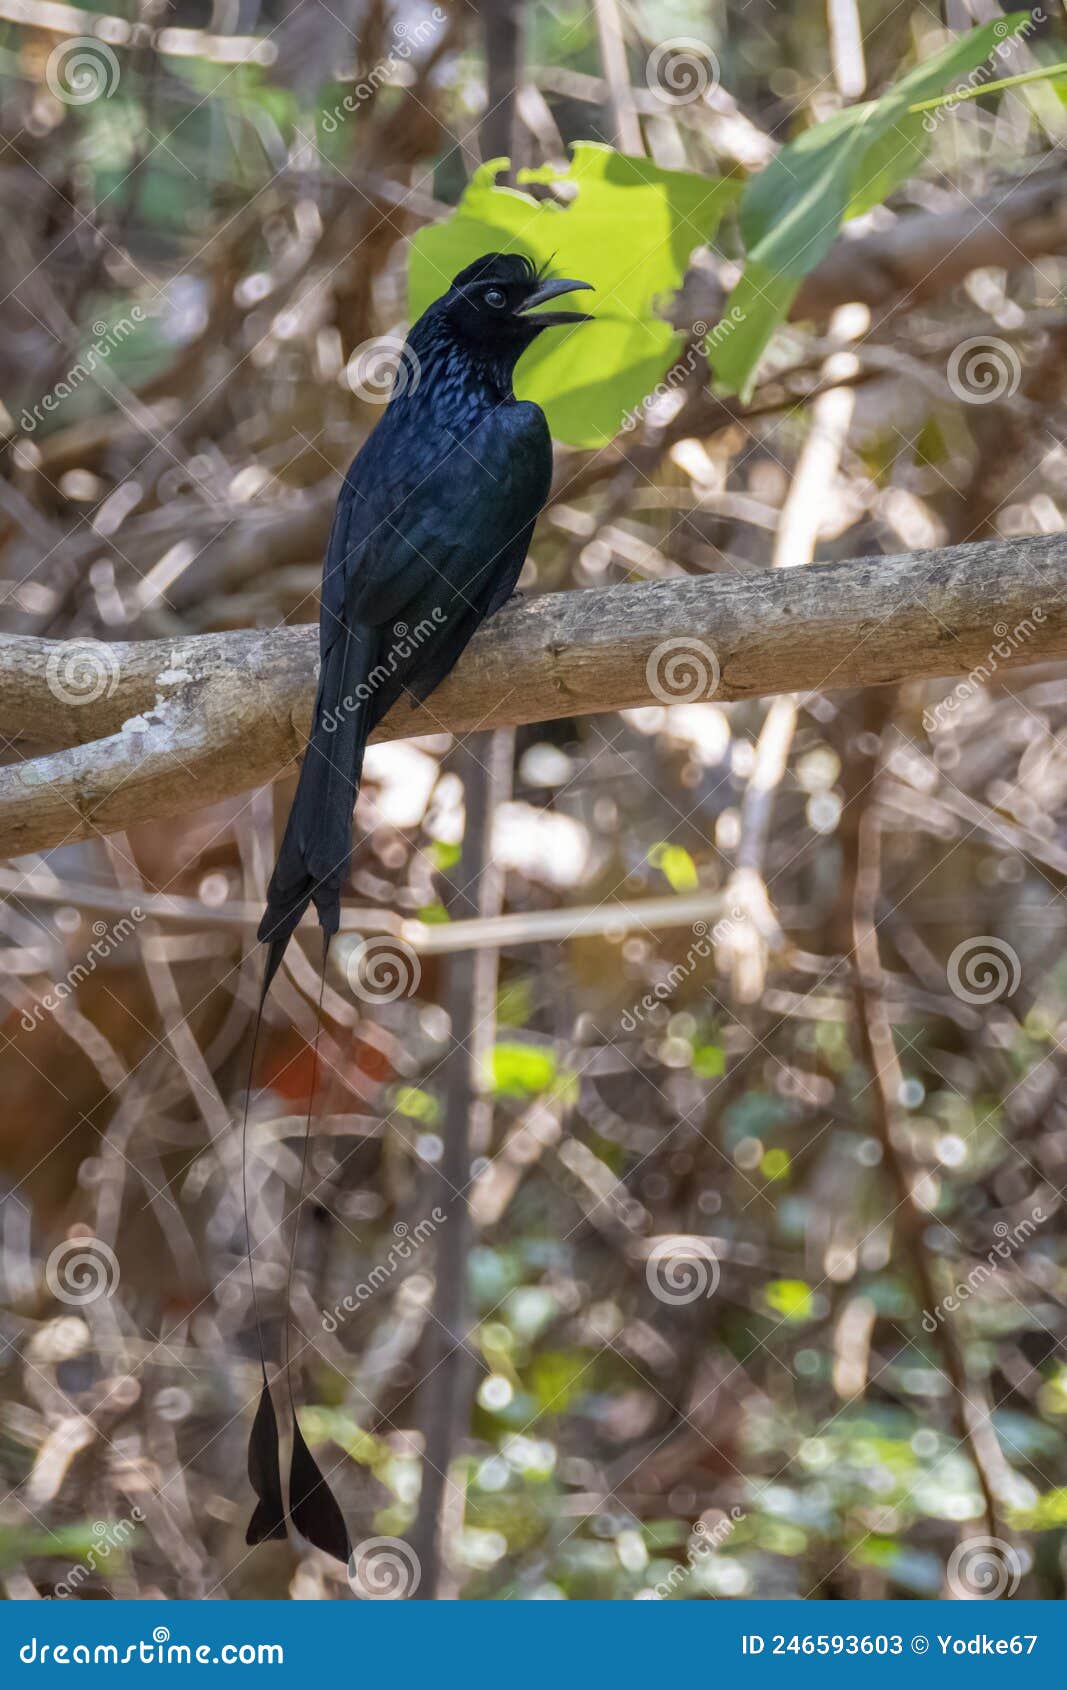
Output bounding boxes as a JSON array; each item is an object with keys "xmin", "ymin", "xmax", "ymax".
[{"xmin": 517, "ymin": 277, "xmax": 594, "ymax": 327}]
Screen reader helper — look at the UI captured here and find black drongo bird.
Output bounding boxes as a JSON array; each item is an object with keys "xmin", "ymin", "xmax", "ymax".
[{"xmin": 243, "ymin": 252, "xmax": 592, "ymax": 1563}]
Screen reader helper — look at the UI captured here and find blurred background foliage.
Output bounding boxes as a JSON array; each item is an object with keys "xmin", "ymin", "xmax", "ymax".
[{"xmin": 2, "ymin": 0, "xmax": 1067, "ymax": 1602}]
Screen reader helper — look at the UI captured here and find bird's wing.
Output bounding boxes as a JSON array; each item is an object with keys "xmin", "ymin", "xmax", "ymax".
[{"xmin": 319, "ymin": 400, "xmax": 551, "ymax": 649}]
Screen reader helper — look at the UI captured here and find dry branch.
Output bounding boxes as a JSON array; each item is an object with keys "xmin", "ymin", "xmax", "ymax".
[
  {"xmin": 676, "ymin": 166, "xmax": 1067, "ymax": 326},
  {"xmin": 1, "ymin": 531, "xmax": 1064, "ymax": 858}
]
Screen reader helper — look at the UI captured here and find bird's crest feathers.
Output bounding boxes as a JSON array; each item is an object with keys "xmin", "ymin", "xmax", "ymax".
[{"xmin": 450, "ymin": 250, "xmax": 538, "ymax": 290}]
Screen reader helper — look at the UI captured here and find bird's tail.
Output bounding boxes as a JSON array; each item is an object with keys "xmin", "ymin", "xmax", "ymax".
[
  {"xmin": 243, "ymin": 624, "xmax": 378, "ymax": 1568},
  {"xmin": 257, "ymin": 625, "xmax": 376, "ymax": 988}
]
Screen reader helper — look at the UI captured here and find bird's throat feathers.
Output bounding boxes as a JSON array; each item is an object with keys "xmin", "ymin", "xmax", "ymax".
[{"xmin": 400, "ymin": 314, "xmax": 525, "ymax": 421}]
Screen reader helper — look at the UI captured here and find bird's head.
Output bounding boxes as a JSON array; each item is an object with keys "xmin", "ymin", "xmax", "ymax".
[{"xmin": 438, "ymin": 253, "xmax": 593, "ymax": 362}]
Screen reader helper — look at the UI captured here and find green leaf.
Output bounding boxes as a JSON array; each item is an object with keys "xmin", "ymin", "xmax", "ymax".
[
  {"xmin": 428, "ymin": 841, "xmax": 461, "ymax": 872},
  {"xmin": 710, "ymin": 264, "xmax": 799, "ymax": 397},
  {"xmin": 496, "ymin": 978, "xmax": 534, "ymax": 1027},
  {"xmin": 763, "ymin": 1278, "xmax": 815, "ymax": 1321},
  {"xmin": 906, "ymin": 58, "xmax": 1067, "ymax": 116},
  {"xmin": 490, "ymin": 1041, "xmax": 559, "ymax": 1099},
  {"xmin": 761, "ymin": 1147, "xmax": 791, "ymax": 1180},
  {"xmin": 391, "ymin": 1085, "xmax": 441, "ymax": 1125},
  {"xmin": 1010, "ymin": 1487, "xmax": 1067, "ymax": 1531},
  {"xmin": 0, "ymin": 1519, "xmax": 139, "ymax": 1573},
  {"xmin": 648, "ymin": 842, "xmax": 699, "ymax": 891},
  {"xmin": 298, "ymin": 1408, "xmax": 400, "ymax": 1483},
  {"xmin": 410, "ymin": 143, "xmax": 736, "ymax": 446},
  {"xmin": 853, "ymin": 1538, "xmax": 943, "ymax": 1594},
  {"xmin": 715, "ymin": 16, "xmax": 1030, "ymax": 398},
  {"xmin": 692, "ymin": 1042, "xmax": 726, "ymax": 1078},
  {"xmin": 529, "ymin": 1348, "xmax": 591, "ymax": 1413}
]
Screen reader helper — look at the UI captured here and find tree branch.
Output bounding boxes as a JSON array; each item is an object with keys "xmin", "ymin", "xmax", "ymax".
[
  {"xmin": 671, "ymin": 165, "xmax": 1067, "ymax": 327},
  {"xmin": 796, "ymin": 165, "xmax": 1067, "ymax": 319},
  {"xmin": 1, "ymin": 532, "xmax": 1063, "ymax": 858}
]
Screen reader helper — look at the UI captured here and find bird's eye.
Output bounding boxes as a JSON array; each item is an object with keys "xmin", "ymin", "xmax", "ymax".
[{"xmin": 484, "ymin": 287, "xmax": 507, "ymax": 309}]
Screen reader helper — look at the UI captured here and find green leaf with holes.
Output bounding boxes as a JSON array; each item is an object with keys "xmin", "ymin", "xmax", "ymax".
[
  {"xmin": 409, "ymin": 142, "xmax": 736, "ymax": 447},
  {"xmin": 714, "ymin": 15, "xmax": 1030, "ymax": 398}
]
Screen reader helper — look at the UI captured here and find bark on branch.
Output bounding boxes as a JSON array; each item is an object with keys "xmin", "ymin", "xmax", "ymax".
[{"xmin": 1, "ymin": 532, "xmax": 1064, "ymax": 859}]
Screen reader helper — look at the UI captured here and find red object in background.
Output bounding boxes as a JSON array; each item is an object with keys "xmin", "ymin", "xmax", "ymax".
[
  {"xmin": 258, "ymin": 1027, "xmax": 393, "ymax": 1101},
  {"xmin": 258, "ymin": 1028, "xmax": 319, "ymax": 1102}
]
